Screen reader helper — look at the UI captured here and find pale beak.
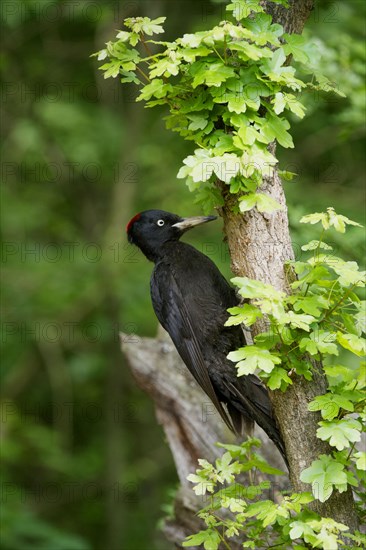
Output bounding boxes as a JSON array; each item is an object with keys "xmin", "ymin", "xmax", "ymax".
[{"xmin": 172, "ymin": 215, "xmax": 217, "ymax": 232}]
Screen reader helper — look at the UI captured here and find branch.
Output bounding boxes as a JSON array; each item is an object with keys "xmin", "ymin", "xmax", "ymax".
[{"xmin": 121, "ymin": 327, "xmax": 287, "ymax": 547}]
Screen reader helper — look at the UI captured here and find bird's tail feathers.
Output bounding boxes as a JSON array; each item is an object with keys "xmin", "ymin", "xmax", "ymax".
[{"xmin": 225, "ymin": 381, "xmax": 288, "ymax": 469}]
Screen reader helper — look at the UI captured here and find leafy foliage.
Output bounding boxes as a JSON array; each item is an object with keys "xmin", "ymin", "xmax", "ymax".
[
  {"xmin": 95, "ymin": 1, "xmax": 340, "ymax": 214},
  {"xmin": 183, "ymin": 439, "xmax": 365, "ymax": 550},
  {"xmin": 227, "ymin": 210, "xmax": 365, "ymax": 513}
]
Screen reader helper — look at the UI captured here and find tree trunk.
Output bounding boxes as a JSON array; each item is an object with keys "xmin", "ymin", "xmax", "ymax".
[{"xmin": 219, "ymin": 0, "xmax": 359, "ymax": 532}]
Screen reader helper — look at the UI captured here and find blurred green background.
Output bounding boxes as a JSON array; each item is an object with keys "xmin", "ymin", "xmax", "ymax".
[{"xmin": 1, "ymin": 1, "xmax": 365, "ymax": 549}]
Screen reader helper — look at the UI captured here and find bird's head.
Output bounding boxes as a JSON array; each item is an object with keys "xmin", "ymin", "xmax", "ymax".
[{"xmin": 126, "ymin": 209, "xmax": 217, "ymax": 261}]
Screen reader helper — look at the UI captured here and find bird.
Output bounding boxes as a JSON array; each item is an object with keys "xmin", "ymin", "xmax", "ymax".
[{"xmin": 126, "ymin": 209, "xmax": 287, "ymax": 465}]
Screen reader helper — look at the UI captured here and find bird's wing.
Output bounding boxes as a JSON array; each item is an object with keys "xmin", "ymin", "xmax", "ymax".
[{"xmin": 151, "ymin": 268, "xmax": 235, "ymax": 432}]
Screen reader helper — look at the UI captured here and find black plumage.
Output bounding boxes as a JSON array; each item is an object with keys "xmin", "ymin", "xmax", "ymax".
[{"xmin": 127, "ymin": 209, "xmax": 286, "ymax": 464}]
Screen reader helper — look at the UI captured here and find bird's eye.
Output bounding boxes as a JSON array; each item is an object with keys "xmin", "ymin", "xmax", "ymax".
[{"xmin": 157, "ymin": 219, "xmax": 165, "ymax": 227}]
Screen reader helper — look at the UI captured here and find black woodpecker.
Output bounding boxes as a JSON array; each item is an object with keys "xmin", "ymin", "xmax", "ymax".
[{"xmin": 127, "ymin": 209, "xmax": 287, "ymax": 465}]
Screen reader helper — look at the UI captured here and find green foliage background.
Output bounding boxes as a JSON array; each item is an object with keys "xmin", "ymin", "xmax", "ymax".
[{"xmin": 1, "ymin": 1, "xmax": 365, "ymax": 549}]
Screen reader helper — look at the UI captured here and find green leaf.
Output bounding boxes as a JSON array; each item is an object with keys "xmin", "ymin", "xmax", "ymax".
[
  {"xmin": 327, "ymin": 207, "xmax": 363, "ymax": 233},
  {"xmin": 239, "ymin": 65, "xmax": 272, "ymax": 98},
  {"xmin": 232, "ymin": 277, "xmax": 286, "ymax": 319},
  {"xmin": 338, "ymin": 313, "xmax": 358, "ymax": 337},
  {"xmin": 245, "ymin": 456, "xmax": 284, "ymax": 476},
  {"xmin": 183, "ymin": 529, "xmax": 221, "ymax": 549},
  {"xmin": 239, "ymin": 193, "xmax": 283, "ymax": 214},
  {"xmin": 150, "ymin": 56, "xmax": 180, "ymax": 78},
  {"xmin": 216, "ymin": 452, "xmax": 241, "ymax": 484},
  {"xmin": 183, "ymin": 531, "xmax": 208, "ymax": 547},
  {"xmin": 301, "ymin": 240, "xmax": 333, "ymax": 252},
  {"xmin": 226, "ymin": 0, "xmax": 263, "ymax": 21},
  {"xmin": 261, "ymin": 113, "xmax": 294, "ymax": 148},
  {"xmin": 254, "ymin": 332, "xmax": 281, "ymax": 350},
  {"xmin": 300, "ymin": 207, "xmax": 363, "ymax": 232},
  {"xmin": 136, "ymin": 79, "xmax": 173, "ymax": 101},
  {"xmin": 228, "ymin": 346, "xmax": 281, "ymax": 375},
  {"xmin": 191, "ymin": 61, "xmax": 236, "ymax": 88},
  {"xmin": 212, "ymin": 154, "xmax": 241, "ymax": 183},
  {"xmin": 300, "ymin": 455, "xmax": 348, "ymax": 502},
  {"xmin": 283, "ymin": 34, "xmax": 310, "ymax": 63},
  {"xmin": 244, "ymin": 499, "xmax": 274, "ymax": 519},
  {"xmin": 317, "ymin": 419, "xmax": 362, "ymax": 451},
  {"xmin": 290, "ymin": 295, "xmax": 328, "ymax": 317},
  {"xmin": 116, "ymin": 30, "xmax": 131, "ymax": 42},
  {"xmin": 308, "ymin": 394, "xmax": 354, "ymax": 420},
  {"xmin": 228, "ymin": 41, "xmax": 271, "ymax": 61},
  {"xmin": 203, "ymin": 531, "xmax": 221, "ymax": 550},
  {"xmin": 227, "ymin": 94, "xmax": 247, "ymax": 114},
  {"xmin": 278, "ymin": 169, "xmax": 297, "ymax": 181},
  {"xmin": 261, "ymin": 47, "xmax": 286, "ymax": 74},
  {"xmin": 323, "ymin": 364, "xmax": 357, "ymax": 386},
  {"xmin": 300, "ymin": 212, "xmax": 330, "ymax": 228},
  {"xmin": 187, "ymin": 474, "xmax": 215, "ymax": 496},
  {"xmin": 289, "ymin": 520, "xmax": 314, "ymax": 541},
  {"xmin": 336, "ymin": 332, "xmax": 366, "ymax": 356},
  {"xmin": 273, "ymin": 92, "xmax": 306, "ymax": 118},
  {"xmin": 318, "ymin": 257, "xmax": 366, "ymax": 287},
  {"xmin": 179, "ymin": 33, "xmax": 203, "ymax": 48},
  {"xmin": 353, "ymin": 451, "xmax": 366, "ymax": 471},
  {"xmin": 178, "ymin": 150, "xmax": 244, "ymax": 185},
  {"xmin": 238, "ymin": 193, "xmax": 257, "ymax": 212},
  {"xmin": 178, "ymin": 45, "xmax": 212, "ymax": 63},
  {"xmin": 273, "ymin": 92, "xmax": 286, "ymax": 114},
  {"xmin": 284, "ymin": 94, "xmax": 306, "ymax": 118},
  {"xmin": 124, "ymin": 16, "xmax": 166, "ymax": 36},
  {"xmin": 240, "ymin": 143, "xmax": 278, "ymax": 179},
  {"xmin": 355, "ymin": 302, "xmax": 366, "ymax": 335},
  {"xmin": 244, "ymin": 13, "xmax": 284, "ymax": 46},
  {"xmin": 236, "ymin": 124, "xmax": 261, "ymax": 146},
  {"xmin": 213, "ymin": 133, "xmax": 236, "ymax": 154},
  {"xmin": 187, "ymin": 114, "xmax": 209, "ymax": 131},
  {"xmin": 194, "ymin": 185, "xmax": 224, "ymax": 215},
  {"xmin": 277, "ymin": 311, "xmax": 315, "ymax": 331},
  {"xmin": 266, "ymin": 367, "xmax": 292, "ymax": 390},
  {"xmin": 120, "ymin": 71, "xmax": 140, "ymax": 84},
  {"xmin": 177, "ymin": 149, "xmax": 214, "ymax": 183},
  {"xmin": 221, "ymin": 496, "xmax": 246, "ymax": 514},
  {"xmin": 299, "ymin": 331, "xmax": 338, "ymax": 356},
  {"xmin": 226, "ymin": 304, "xmax": 262, "ymax": 326},
  {"xmin": 291, "ymin": 265, "xmax": 330, "ymax": 289},
  {"xmin": 289, "ymin": 518, "xmax": 349, "ymax": 549},
  {"xmin": 95, "ymin": 49, "xmax": 107, "ymax": 60},
  {"xmin": 232, "ymin": 277, "xmax": 285, "ymax": 301},
  {"xmin": 100, "ymin": 60, "xmax": 122, "ymax": 79},
  {"xmin": 256, "ymin": 193, "xmax": 283, "ymax": 213}
]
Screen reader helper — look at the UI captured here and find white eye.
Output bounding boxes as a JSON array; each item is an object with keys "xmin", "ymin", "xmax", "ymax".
[{"xmin": 157, "ymin": 219, "xmax": 165, "ymax": 227}]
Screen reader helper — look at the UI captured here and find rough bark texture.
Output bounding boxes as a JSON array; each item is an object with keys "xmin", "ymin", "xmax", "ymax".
[
  {"xmin": 121, "ymin": 327, "xmax": 287, "ymax": 547},
  {"xmin": 219, "ymin": 0, "xmax": 359, "ymax": 533},
  {"xmin": 219, "ymin": 146, "xmax": 294, "ymax": 294},
  {"xmin": 261, "ymin": 0, "xmax": 315, "ymax": 35}
]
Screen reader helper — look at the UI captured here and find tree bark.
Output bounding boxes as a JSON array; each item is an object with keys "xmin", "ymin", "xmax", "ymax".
[
  {"xmin": 260, "ymin": 0, "xmax": 315, "ymax": 36},
  {"xmin": 219, "ymin": 0, "xmax": 359, "ymax": 532}
]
